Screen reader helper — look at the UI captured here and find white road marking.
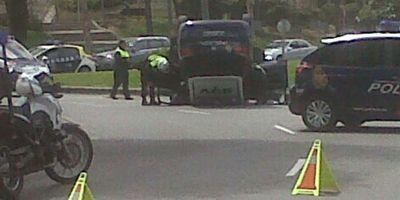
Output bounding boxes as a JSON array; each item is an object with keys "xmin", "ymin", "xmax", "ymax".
[
  {"xmin": 178, "ymin": 109, "xmax": 211, "ymax": 115},
  {"xmin": 286, "ymin": 159, "xmax": 306, "ymax": 177},
  {"xmin": 274, "ymin": 125, "xmax": 296, "ymax": 135}
]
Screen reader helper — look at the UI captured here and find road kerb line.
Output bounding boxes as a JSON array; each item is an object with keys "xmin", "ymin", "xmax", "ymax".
[
  {"xmin": 178, "ymin": 109, "xmax": 211, "ymax": 115},
  {"xmin": 274, "ymin": 125, "xmax": 296, "ymax": 135},
  {"xmin": 286, "ymin": 159, "xmax": 305, "ymax": 177}
]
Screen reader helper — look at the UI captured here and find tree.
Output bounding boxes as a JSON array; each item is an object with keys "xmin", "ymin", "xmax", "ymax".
[
  {"xmin": 144, "ymin": 0, "xmax": 153, "ymax": 34},
  {"xmin": 173, "ymin": 0, "xmax": 244, "ymax": 20},
  {"xmin": 4, "ymin": 0, "xmax": 29, "ymax": 43}
]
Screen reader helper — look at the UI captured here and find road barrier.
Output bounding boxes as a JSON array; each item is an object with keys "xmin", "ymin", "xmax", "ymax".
[
  {"xmin": 68, "ymin": 172, "xmax": 95, "ymax": 200},
  {"xmin": 291, "ymin": 139, "xmax": 339, "ymax": 196}
]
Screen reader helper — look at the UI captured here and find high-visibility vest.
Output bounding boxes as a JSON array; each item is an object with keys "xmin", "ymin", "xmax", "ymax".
[
  {"xmin": 148, "ymin": 55, "xmax": 168, "ymax": 69},
  {"xmin": 116, "ymin": 47, "xmax": 131, "ymax": 58}
]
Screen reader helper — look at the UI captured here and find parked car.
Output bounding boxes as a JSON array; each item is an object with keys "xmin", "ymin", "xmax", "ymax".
[
  {"xmin": 94, "ymin": 36, "xmax": 170, "ymax": 71},
  {"xmin": 29, "ymin": 44, "xmax": 97, "ymax": 73},
  {"xmin": 289, "ymin": 33, "xmax": 400, "ymax": 131},
  {"xmin": 0, "ymin": 36, "xmax": 49, "ymax": 75},
  {"xmin": 263, "ymin": 39, "xmax": 317, "ymax": 61}
]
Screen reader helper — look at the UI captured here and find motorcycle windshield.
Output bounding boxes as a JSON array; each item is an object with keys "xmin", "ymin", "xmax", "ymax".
[{"xmin": 0, "ymin": 40, "xmax": 34, "ymax": 61}]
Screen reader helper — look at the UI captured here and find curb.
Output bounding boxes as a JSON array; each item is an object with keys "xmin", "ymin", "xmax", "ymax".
[{"xmin": 61, "ymin": 86, "xmax": 142, "ymax": 95}]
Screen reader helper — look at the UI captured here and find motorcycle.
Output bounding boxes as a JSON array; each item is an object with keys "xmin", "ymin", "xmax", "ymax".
[{"xmin": 0, "ymin": 36, "xmax": 93, "ymax": 198}]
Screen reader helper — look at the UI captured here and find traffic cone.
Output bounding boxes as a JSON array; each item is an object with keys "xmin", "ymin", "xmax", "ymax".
[
  {"xmin": 68, "ymin": 172, "xmax": 95, "ymax": 200},
  {"xmin": 291, "ymin": 139, "xmax": 339, "ymax": 196}
]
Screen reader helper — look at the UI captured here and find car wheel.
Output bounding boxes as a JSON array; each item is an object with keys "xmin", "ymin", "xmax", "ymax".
[
  {"xmin": 78, "ymin": 66, "xmax": 91, "ymax": 73},
  {"xmin": 276, "ymin": 55, "xmax": 282, "ymax": 61},
  {"xmin": 302, "ymin": 98, "xmax": 337, "ymax": 132}
]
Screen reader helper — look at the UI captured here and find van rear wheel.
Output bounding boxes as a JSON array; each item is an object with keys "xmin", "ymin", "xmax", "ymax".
[{"xmin": 302, "ymin": 98, "xmax": 337, "ymax": 132}]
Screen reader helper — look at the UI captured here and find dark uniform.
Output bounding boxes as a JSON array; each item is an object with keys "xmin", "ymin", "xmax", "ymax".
[
  {"xmin": 110, "ymin": 43, "xmax": 132, "ymax": 100},
  {"xmin": 141, "ymin": 54, "xmax": 169, "ymax": 105}
]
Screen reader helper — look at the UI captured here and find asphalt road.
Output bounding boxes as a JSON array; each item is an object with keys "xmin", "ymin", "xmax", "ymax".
[{"xmin": 20, "ymin": 94, "xmax": 400, "ymax": 200}]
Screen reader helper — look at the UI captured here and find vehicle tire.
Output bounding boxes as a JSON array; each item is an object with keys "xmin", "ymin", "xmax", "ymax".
[
  {"xmin": 0, "ymin": 175, "xmax": 23, "ymax": 198},
  {"xmin": 276, "ymin": 55, "xmax": 282, "ymax": 61},
  {"xmin": 45, "ymin": 124, "xmax": 93, "ymax": 184},
  {"xmin": 78, "ymin": 66, "xmax": 91, "ymax": 73},
  {"xmin": 302, "ymin": 98, "xmax": 337, "ymax": 132}
]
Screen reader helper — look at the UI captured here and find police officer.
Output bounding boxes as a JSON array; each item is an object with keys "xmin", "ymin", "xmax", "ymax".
[
  {"xmin": 141, "ymin": 53, "xmax": 170, "ymax": 105},
  {"xmin": 110, "ymin": 40, "xmax": 133, "ymax": 100}
]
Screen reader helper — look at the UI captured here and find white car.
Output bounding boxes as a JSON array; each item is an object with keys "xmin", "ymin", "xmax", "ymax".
[
  {"xmin": 95, "ymin": 36, "xmax": 170, "ymax": 71},
  {"xmin": 30, "ymin": 44, "xmax": 97, "ymax": 73},
  {"xmin": 263, "ymin": 39, "xmax": 317, "ymax": 61}
]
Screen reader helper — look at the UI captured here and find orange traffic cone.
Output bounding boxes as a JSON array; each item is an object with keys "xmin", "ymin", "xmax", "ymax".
[{"xmin": 291, "ymin": 139, "xmax": 339, "ymax": 196}]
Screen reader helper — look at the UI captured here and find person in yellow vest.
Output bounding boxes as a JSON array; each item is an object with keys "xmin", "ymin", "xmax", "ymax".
[
  {"xmin": 141, "ymin": 52, "xmax": 170, "ymax": 105},
  {"xmin": 110, "ymin": 41, "xmax": 133, "ymax": 100}
]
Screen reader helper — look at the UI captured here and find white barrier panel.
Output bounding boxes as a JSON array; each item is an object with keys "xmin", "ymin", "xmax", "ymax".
[{"xmin": 188, "ymin": 76, "xmax": 244, "ymax": 106}]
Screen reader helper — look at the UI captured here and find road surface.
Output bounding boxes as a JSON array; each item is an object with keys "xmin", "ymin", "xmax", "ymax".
[{"xmin": 21, "ymin": 94, "xmax": 400, "ymax": 200}]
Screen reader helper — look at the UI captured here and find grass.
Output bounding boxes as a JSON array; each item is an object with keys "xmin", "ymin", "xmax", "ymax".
[
  {"xmin": 54, "ymin": 70, "xmax": 141, "ymax": 88},
  {"xmin": 288, "ymin": 59, "xmax": 301, "ymax": 87}
]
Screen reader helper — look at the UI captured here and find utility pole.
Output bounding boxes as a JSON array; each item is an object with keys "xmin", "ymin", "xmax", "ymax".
[
  {"xmin": 145, "ymin": 0, "xmax": 153, "ymax": 34},
  {"xmin": 81, "ymin": 0, "xmax": 92, "ymax": 53},
  {"xmin": 246, "ymin": 0, "xmax": 255, "ymax": 36},
  {"xmin": 201, "ymin": 0, "xmax": 210, "ymax": 20},
  {"xmin": 167, "ymin": 0, "xmax": 174, "ymax": 26},
  {"xmin": 101, "ymin": 0, "xmax": 105, "ymax": 22},
  {"xmin": 77, "ymin": 0, "xmax": 81, "ymax": 22}
]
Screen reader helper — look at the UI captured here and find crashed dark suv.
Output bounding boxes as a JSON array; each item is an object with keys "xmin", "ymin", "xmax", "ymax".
[{"xmin": 289, "ymin": 33, "xmax": 400, "ymax": 131}]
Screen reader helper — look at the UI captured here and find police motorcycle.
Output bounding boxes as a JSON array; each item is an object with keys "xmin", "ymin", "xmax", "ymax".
[{"xmin": 0, "ymin": 34, "xmax": 93, "ymax": 198}]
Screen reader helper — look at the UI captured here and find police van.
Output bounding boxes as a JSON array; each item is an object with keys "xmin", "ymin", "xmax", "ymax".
[{"xmin": 289, "ymin": 33, "xmax": 400, "ymax": 131}]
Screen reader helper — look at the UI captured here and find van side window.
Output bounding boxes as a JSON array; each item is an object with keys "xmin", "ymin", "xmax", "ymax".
[
  {"xmin": 304, "ymin": 43, "xmax": 343, "ymax": 66},
  {"xmin": 383, "ymin": 39, "xmax": 400, "ymax": 68},
  {"xmin": 346, "ymin": 40, "xmax": 384, "ymax": 68}
]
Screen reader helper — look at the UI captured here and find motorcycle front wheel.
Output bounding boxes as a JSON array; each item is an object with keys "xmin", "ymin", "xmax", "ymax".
[
  {"xmin": 0, "ymin": 174, "xmax": 23, "ymax": 199},
  {"xmin": 45, "ymin": 124, "xmax": 93, "ymax": 184}
]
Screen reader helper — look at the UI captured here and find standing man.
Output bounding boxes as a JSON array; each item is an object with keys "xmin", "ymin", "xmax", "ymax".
[{"xmin": 110, "ymin": 40, "xmax": 133, "ymax": 100}]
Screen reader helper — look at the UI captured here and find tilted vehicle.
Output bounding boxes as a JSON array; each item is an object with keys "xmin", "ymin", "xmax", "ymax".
[
  {"xmin": 94, "ymin": 36, "xmax": 170, "ymax": 71},
  {"xmin": 0, "ymin": 34, "xmax": 93, "ymax": 197},
  {"xmin": 177, "ymin": 20, "xmax": 272, "ymax": 104},
  {"xmin": 263, "ymin": 39, "xmax": 317, "ymax": 62},
  {"xmin": 289, "ymin": 33, "xmax": 400, "ymax": 131},
  {"xmin": 29, "ymin": 44, "xmax": 97, "ymax": 73}
]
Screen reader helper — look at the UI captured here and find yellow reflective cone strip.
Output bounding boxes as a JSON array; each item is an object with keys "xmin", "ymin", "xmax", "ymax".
[{"xmin": 68, "ymin": 172, "xmax": 94, "ymax": 200}]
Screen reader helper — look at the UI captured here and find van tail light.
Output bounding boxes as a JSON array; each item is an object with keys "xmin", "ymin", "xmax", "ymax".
[
  {"xmin": 296, "ymin": 61, "xmax": 313, "ymax": 76},
  {"xmin": 233, "ymin": 45, "xmax": 249, "ymax": 56},
  {"xmin": 180, "ymin": 48, "xmax": 193, "ymax": 58}
]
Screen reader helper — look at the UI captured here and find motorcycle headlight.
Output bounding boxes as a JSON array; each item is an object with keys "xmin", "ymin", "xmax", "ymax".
[{"xmin": 15, "ymin": 76, "xmax": 43, "ymax": 96}]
